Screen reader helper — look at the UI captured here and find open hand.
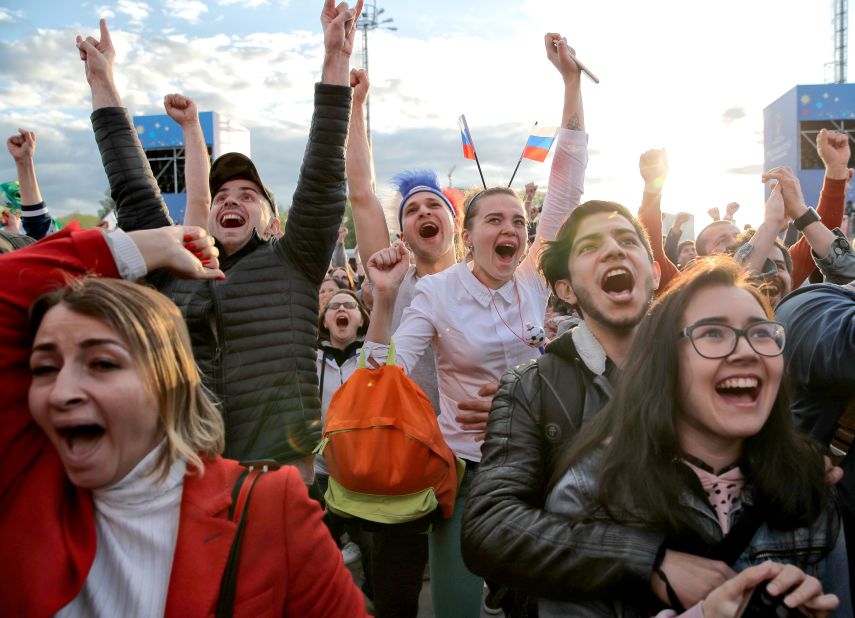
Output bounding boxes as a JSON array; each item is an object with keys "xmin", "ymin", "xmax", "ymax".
[
  {"xmin": 127, "ymin": 226, "xmax": 224, "ymax": 280},
  {"xmin": 164, "ymin": 94, "xmax": 199, "ymax": 128},
  {"xmin": 7, "ymin": 129, "xmax": 36, "ymax": 163},
  {"xmin": 761, "ymin": 166, "xmax": 808, "ymax": 222}
]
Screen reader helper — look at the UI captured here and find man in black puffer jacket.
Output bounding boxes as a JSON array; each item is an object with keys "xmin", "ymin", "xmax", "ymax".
[
  {"xmin": 78, "ymin": 4, "xmax": 360, "ymax": 472},
  {"xmin": 462, "ymin": 201, "xmax": 736, "ymax": 615}
]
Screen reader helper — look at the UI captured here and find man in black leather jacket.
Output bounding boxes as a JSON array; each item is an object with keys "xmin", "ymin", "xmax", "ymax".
[
  {"xmin": 462, "ymin": 200, "xmax": 738, "ymax": 614},
  {"xmin": 77, "ymin": 3, "xmax": 360, "ymax": 472}
]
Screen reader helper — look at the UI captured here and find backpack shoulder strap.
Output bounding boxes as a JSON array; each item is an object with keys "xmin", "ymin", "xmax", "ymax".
[{"xmin": 215, "ymin": 460, "xmax": 280, "ymax": 618}]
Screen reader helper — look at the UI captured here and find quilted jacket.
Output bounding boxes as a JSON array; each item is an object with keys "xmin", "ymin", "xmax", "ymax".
[{"xmin": 91, "ymin": 83, "xmax": 351, "ymax": 463}]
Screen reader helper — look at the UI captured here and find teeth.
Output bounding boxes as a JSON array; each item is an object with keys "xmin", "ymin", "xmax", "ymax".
[
  {"xmin": 718, "ymin": 377, "xmax": 759, "ymax": 390},
  {"xmin": 605, "ymin": 268, "xmax": 628, "ymax": 279},
  {"xmin": 223, "ymin": 214, "xmax": 242, "ymax": 221}
]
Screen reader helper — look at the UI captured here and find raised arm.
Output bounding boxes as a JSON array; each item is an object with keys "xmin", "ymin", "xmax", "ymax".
[
  {"xmin": 739, "ymin": 179, "xmax": 786, "ymax": 276},
  {"xmin": 6, "ymin": 129, "xmax": 54, "ymax": 240},
  {"xmin": 164, "ymin": 94, "xmax": 210, "ymax": 228},
  {"xmin": 346, "ymin": 69, "xmax": 391, "ymax": 263},
  {"xmin": 790, "ymin": 129, "xmax": 850, "ymax": 287},
  {"xmin": 77, "ymin": 19, "xmax": 172, "ymax": 231},
  {"xmin": 665, "ymin": 212, "xmax": 691, "ymax": 266},
  {"xmin": 523, "ymin": 34, "xmax": 589, "ymax": 275},
  {"xmin": 637, "ymin": 149, "xmax": 679, "ymax": 291},
  {"xmin": 278, "ymin": 1, "xmax": 360, "ymax": 282},
  {"xmin": 761, "ymin": 167, "xmax": 839, "ymax": 277}
]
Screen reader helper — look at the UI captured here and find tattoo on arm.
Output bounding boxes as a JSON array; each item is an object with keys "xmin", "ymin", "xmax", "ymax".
[{"xmin": 565, "ymin": 113, "xmax": 581, "ymax": 130}]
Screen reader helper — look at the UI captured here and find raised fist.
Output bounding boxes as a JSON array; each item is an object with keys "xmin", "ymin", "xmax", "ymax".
[
  {"xmin": 6, "ymin": 129, "xmax": 35, "ymax": 163},
  {"xmin": 164, "ymin": 93, "xmax": 199, "ymax": 127}
]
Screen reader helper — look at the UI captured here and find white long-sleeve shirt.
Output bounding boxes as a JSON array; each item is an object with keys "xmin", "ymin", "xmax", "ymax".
[
  {"xmin": 365, "ymin": 128, "xmax": 588, "ymax": 461},
  {"xmin": 57, "ymin": 443, "xmax": 186, "ymax": 618}
]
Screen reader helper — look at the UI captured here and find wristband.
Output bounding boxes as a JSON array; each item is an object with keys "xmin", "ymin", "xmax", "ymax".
[{"xmin": 793, "ymin": 207, "xmax": 820, "ymax": 231}]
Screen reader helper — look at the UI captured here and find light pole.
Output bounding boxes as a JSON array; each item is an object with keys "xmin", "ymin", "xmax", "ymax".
[{"xmin": 356, "ymin": 0, "xmax": 396, "ymax": 145}]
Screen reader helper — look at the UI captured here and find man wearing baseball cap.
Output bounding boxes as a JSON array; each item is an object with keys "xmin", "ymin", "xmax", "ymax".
[{"xmin": 80, "ymin": 0, "xmax": 362, "ymax": 476}]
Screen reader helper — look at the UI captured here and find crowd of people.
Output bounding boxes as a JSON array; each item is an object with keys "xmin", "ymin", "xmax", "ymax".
[{"xmin": 1, "ymin": 1, "xmax": 853, "ymax": 617}]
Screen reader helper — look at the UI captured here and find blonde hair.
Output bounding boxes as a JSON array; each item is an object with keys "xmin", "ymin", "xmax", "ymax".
[{"xmin": 30, "ymin": 277, "xmax": 224, "ymax": 479}]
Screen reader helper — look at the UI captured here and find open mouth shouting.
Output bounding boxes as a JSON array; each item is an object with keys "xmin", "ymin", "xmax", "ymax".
[
  {"xmin": 335, "ymin": 314, "xmax": 351, "ymax": 329},
  {"xmin": 418, "ymin": 221, "xmax": 440, "ymax": 239},
  {"xmin": 600, "ymin": 267, "xmax": 636, "ymax": 302},
  {"xmin": 55, "ymin": 421, "xmax": 106, "ymax": 463},
  {"xmin": 715, "ymin": 375, "xmax": 761, "ymax": 407},
  {"xmin": 495, "ymin": 240, "xmax": 519, "ymax": 264},
  {"xmin": 219, "ymin": 209, "xmax": 247, "ymax": 229}
]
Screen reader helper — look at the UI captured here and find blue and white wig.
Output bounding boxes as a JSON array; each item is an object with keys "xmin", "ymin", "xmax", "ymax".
[{"xmin": 393, "ymin": 169, "xmax": 457, "ymax": 230}]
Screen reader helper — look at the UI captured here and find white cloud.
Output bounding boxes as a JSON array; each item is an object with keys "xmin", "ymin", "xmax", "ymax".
[
  {"xmin": 217, "ymin": 0, "xmax": 270, "ymax": 7},
  {"xmin": 116, "ymin": 0, "xmax": 151, "ymax": 26},
  {"xmin": 165, "ymin": 0, "xmax": 209, "ymax": 23},
  {"xmin": 0, "ymin": 8, "xmax": 25, "ymax": 22},
  {"xmin": 94, "ymin": 5, "xmax": 117, "ymax": 19}
]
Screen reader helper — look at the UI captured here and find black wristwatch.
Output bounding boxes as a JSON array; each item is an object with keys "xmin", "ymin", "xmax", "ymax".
[{"xmin": 793, "ymin": 207, "xmax": 820, "ymax": 231}]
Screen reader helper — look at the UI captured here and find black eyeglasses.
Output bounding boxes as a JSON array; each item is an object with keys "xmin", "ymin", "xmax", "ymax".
[
  {"xmin": 327, "ymin": 301, "xmax": 358, "ymax": 311},
  {"xmin": 679, "ymin": 321, "xmax": 785, "ymax": 359}
]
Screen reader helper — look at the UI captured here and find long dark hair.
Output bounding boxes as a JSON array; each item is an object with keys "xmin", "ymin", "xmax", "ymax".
[{"xmin": 551, "ymin": 257, "xmax": 827, "ymax": 536}]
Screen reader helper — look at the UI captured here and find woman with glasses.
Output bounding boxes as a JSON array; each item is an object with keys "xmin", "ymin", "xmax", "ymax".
[
  {"xmin": 314, "ymin": 290, "xmax": 371, "ymax": 570},
  {"xmin": 316, "ymin": 289, "xmax": 370, "ymax": 490},
  {"xmin": 539, "ymin": 257, "xmax": 849, "ymax": 617}
]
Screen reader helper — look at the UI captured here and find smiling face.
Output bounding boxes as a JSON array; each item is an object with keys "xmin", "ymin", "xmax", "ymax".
[
  {"xmin": 676, "ymin": 285, "xmax": 783, "ymax": 462},
  {"xmin": 558, "ymin": 211, "xmax": 659, "ymax": 332},
  {"xmin": 322, "ymin": 292, "xmax": 365, "ymax": 349},
  {"xmin": 463, "ymin": 193, "xmax": 527, "ymax": 288},
  {"xmin": 28, "ymin": 305, "xmax": 163, "ymax": 490},
  {"xmin": 208, "ymin": 178, "xmax": 276, "ymax": 256},
  {"xmin": 400, "ymin": 191, "xmax": 457, "ymax": 263}
]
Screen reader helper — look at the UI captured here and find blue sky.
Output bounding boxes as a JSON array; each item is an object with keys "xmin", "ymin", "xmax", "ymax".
[{"xmin": 0, "ymin": 0, "xmax": 848, "ymax": 229}]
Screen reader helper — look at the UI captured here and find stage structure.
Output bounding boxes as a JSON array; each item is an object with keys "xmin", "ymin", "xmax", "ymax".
[
  {"xmin": 133, "ymin": 112, "xmax": 251, "ymax": 223},
  {"xmin": 763, "ymin": 84, "xmax": 855, "ymax": 208}
]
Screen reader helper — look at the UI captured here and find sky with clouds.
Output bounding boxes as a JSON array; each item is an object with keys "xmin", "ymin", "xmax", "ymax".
[{"xmin": 0, "ymin": 0, "xmax": 846, "ymax": 228}]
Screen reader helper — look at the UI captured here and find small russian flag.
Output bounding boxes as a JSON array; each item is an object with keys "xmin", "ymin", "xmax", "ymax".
[
  {"xmin": 522, "ymin": 124, "xmax": 558, "ymax": 162},
  {"xmin": 458, "ymin": 114, "xmax": 476, "ymax": 160}
]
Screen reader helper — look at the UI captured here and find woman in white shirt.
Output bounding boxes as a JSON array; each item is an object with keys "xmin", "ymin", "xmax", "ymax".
[{"xmin": 364, "ymin": 33, "xmax": 590, "ymax": 618}]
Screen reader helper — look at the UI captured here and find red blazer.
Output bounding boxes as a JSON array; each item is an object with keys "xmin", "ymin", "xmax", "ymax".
[{"xmin": 0, "ymin": 228, "xmax": 367, "ymax": 617}]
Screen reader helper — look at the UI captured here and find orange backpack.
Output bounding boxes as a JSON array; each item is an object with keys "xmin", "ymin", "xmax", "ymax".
[{"xmin": 315, "ymin": 343, "xmax": 464, "ymax": 524}]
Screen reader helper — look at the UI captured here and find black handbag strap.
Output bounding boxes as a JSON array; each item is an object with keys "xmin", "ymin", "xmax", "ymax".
[{"xmin": 215, "ymin": 461, "xmax": 279, "ymax": 618}]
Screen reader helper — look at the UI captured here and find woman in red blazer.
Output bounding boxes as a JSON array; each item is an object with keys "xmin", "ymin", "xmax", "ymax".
[{"xmin": 0, "ymin": 225, "xmax": 367, "ymax": 617}]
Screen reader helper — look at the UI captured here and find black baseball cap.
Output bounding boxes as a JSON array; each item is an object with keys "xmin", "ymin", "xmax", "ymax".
[{"xmin": 209, "ymin": 152, "xmax": 276, "ymax": 216}]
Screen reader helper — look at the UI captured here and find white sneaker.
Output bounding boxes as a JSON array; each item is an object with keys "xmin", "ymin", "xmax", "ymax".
[{"xmin": 341, "ymin": 541, "xmax": 361, "ymax": 566}]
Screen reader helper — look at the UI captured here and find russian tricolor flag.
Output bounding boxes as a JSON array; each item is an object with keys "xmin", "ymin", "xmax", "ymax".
[
  {"xmin": 522, "ymin": 124, "xmax": 558, "ymax": 162},
  {"xmin": 458, "ymin": 114, "xmax": 476, "ymax": 160}
]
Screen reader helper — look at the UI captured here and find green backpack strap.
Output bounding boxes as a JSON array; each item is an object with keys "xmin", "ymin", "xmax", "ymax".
[{"xmin": 358, "ymin": 339, "xmax": 397, "ymax": 368}]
